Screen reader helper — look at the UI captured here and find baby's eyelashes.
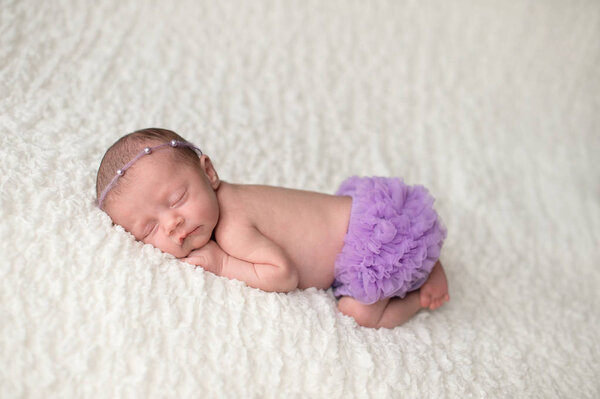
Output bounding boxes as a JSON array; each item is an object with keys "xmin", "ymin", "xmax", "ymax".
[
  {"xmin": 169, "ymin": 189, "xmax": 187, "ymax": 208},
  {"xmin": 142, "ymin": 223, "xmax": 158, "ymax": 239}
]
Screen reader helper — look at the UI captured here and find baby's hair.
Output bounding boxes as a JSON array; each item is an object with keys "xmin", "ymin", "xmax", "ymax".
[{"xmin": 95, "ymin": 128, "xmax": 201, "ymax": 207}]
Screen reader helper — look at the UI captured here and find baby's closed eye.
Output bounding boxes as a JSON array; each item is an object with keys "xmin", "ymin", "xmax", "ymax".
[
  {"xmin": 142, "ymin": 222, "xmax": 158, "ymax": 238},
  {"xmin": 170, "ymin": 189, "xmax": 187, "ymax": 208}
]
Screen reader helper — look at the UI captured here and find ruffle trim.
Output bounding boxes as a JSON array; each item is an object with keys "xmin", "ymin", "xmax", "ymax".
[{"xmin": 333, "ymin": 176, "xmax": 447, "ymax": 304}]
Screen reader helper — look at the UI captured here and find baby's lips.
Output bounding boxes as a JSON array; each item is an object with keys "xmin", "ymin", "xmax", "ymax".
[
  {"xmin": 178, "ymin": 231, "xmax": 188, "ymax": 245},
  {"xmin": 180, "ymin": 225, "xmax": 200, "ymax": 245}
]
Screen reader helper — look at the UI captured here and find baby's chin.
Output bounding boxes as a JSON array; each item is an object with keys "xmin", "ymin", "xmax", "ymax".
[
  {"xmin": 174, "ymin": 249, "xmax": 191, "ymax": 259},
  {"xmin": 177, "ymin": 235, "xmax": 211, "ymax": 258},
  {"xmin": 168, "ymin": 248, "xmax": 194, "ymax": 259}
]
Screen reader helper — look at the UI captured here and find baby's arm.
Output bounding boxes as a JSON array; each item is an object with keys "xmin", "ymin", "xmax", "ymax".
[
  {"xmin": 183, "ymin": 241, "xmax": 225, "ymax": 276},
  {"xmin": 183, "ymin": 228, "xmax": 298, "ymax": 293}
]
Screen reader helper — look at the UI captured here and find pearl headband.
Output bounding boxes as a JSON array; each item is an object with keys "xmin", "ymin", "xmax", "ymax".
[{"xmin": 97, "ymin": 140, "xmax": 203, "ymax": 209}]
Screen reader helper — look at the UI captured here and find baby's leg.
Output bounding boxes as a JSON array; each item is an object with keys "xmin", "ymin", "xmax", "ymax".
[
  {"xmin": 338, "ymin": 292, "xmax": 422, "ymax": 329},
  {"xmin": 337, "ymin": 261, "xmax": 449, "ymax": 328}
]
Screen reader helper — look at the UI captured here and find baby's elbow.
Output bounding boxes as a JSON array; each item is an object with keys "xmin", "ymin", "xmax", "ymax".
[
  {"xmin": 274, "ymin": 262, "xmax": 299, "ymax": 292},
  {"xmin": 284, "ymin": 265, "xmax": 299, "ymax": 292}
]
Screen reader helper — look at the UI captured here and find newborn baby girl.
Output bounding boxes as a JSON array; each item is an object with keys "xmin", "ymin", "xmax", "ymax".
[{"xmin": 96, "ymin": 128, "xmax": 449, "ymax": 328}]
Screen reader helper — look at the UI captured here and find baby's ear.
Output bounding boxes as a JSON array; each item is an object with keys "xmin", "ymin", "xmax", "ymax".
[{"xmin": 200, "ymin": 155, "xmax": 220, "ymax": 189}]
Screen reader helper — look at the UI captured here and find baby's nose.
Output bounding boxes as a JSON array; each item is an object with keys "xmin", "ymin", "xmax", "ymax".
[{"xmin": 166, "ymin": 216, "xmax": 184, "ymax": 236}]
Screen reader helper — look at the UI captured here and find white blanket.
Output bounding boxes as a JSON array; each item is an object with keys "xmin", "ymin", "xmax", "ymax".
[{"xmin": 2, "ymin": 0, "xmax": 599, "ymax": 397}]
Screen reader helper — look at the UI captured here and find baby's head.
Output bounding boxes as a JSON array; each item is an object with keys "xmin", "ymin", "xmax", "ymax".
[{"xmin": 96, "ymin": 128, "xmax": 221, "ymax": 258}]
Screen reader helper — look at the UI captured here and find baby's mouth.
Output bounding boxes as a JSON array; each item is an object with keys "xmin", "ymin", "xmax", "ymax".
[
  {"xmin": 180, "ymin": 225, "xmax": 201, "ymax": 245},
  {"xmin": 187, "ymin": 225, "xmax": 201, "ymax": 238}
]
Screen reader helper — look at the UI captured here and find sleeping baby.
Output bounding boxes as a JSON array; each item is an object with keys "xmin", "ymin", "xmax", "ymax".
[{"xmin": 96, "ymin": 128, "xmax": 449, "ymax": 328}]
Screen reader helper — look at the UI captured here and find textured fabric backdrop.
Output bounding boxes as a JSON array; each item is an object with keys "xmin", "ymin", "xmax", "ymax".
[{"xmin": 1, "ymin": 0, "xmax": 599, "ymax": 397}]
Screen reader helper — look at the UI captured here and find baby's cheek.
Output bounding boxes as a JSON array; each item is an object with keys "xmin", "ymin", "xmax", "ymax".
[{"xmin": 148, "ymin": 237, "xmax": 176, "ymax": 257}]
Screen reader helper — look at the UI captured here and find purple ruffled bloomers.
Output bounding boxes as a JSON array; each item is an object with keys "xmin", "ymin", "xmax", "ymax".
[{"xmin": 332, "ymin": 176, "xmax": 447, "ymax": 305}]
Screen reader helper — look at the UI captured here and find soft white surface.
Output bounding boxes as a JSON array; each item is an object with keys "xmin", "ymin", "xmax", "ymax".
[{"xmin": 1, "ymin": 0, "xmax": 599, "ymax": 397}]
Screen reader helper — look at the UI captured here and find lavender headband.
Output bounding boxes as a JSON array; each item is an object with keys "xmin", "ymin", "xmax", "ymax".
[{"xmin": 97, "ymin": 140, "xmax": 203, "ymax": 209}]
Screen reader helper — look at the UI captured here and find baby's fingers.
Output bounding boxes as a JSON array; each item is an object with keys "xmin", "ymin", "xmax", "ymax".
[{"xmin": 181, "ymin": 255, "xmax": 208, "ymax": 267}]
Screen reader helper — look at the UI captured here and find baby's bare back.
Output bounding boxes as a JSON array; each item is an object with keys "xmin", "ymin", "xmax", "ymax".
[{"xmin": 216, "ymin": 183, "xmax": 352, "ymax": 289}]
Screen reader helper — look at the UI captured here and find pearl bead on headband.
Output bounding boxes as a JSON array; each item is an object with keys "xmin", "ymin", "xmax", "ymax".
[{"xmin": 97, "ymin": 140, "xmax": 203, "ymax": 209}]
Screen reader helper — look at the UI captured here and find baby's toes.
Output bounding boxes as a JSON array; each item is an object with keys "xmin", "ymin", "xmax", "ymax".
[
  {"xmin": 429, "ymin": 299, "xmax": 439, "ymax": 310},
  {"xmin": 430, "ymin": 297, "xmax": 443, "ymax": 310},
  {"xmin": 420, "ymin": 291, "xmax": 432, "ymax": 308}
]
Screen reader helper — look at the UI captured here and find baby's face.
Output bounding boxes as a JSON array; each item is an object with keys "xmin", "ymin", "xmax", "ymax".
[{"xmin": 105, "ymin": 151, "xmax": 220, "ymax": 258}]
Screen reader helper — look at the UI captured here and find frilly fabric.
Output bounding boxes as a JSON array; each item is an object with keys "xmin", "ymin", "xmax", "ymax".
[{"xmin": 333, "ymin": 176, "xmax": 447, "ymax": 304}]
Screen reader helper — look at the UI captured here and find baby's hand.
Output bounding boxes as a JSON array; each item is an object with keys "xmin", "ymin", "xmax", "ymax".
[{"xmin": 181, "ymin": 240, "xmax": 225, "ymax": 276}]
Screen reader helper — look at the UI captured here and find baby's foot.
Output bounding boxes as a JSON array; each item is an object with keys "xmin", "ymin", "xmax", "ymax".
[{"xmin": 419, "ymin": 261, "xmax": 450, "ymax": 310}]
